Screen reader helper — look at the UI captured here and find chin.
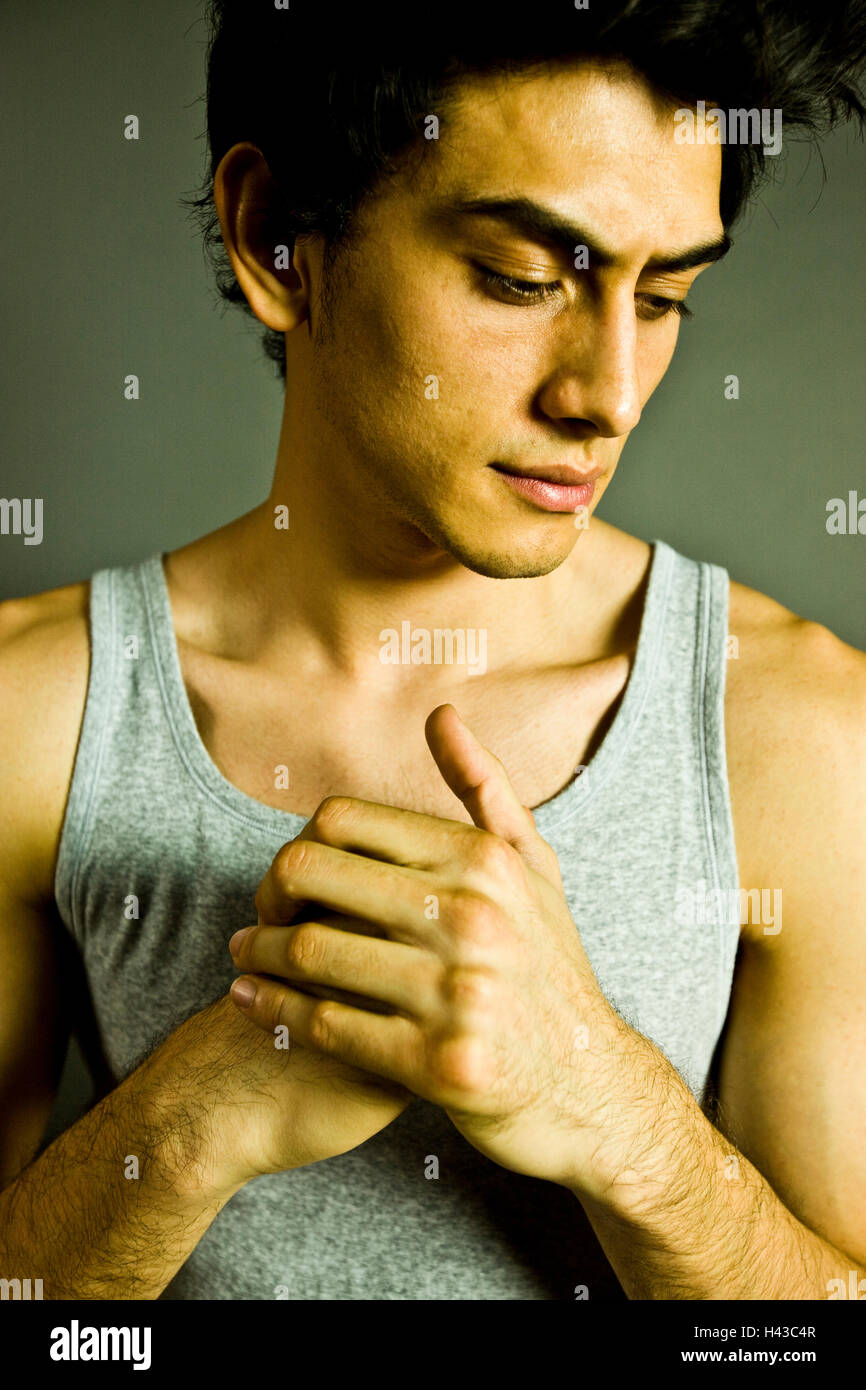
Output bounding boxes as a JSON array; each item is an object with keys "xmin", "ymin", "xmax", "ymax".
[
  {"xmin": 388, "ymin": 485, "xmax": 582, "ymax": 578},
  {"xmin": 442, "ymin": 530, "xmax": 576, "ymax": 580}
]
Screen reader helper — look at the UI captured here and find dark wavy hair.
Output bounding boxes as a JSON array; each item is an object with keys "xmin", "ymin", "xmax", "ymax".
[{"xmin": 183, "ymin": 0, "xmax": 866, "ymax": 382}]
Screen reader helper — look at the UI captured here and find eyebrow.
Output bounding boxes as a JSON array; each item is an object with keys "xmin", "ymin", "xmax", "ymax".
[{"xmin": 436, "ymin": 195, "xmax": 732, "ymax": 273}]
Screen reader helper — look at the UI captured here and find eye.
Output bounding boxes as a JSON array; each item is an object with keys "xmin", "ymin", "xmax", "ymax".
[
  {"xmin": 474, "ymin": 264, "xmax": 694, "ymax": 321},
  {"xmin": 474, "ymin": 264, "xmax": 562, "ymax": 304},
  {"xmin": 636, "ymin": 294, "xmax": 693, "ymax": 322}
]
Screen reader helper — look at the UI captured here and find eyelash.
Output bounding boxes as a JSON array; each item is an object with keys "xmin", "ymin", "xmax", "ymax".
[{"xmin": 476, "ymin": 266, "xmax": 694, "ymax": 321}]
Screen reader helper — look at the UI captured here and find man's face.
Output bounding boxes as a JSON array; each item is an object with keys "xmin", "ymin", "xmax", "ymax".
[{"xmin": 297, "ymin": 59, "xmax": 725, "ymax": 578}]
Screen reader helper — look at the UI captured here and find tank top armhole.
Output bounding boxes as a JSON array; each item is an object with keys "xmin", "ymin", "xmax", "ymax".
[
  {"xmin": 54, "ymin": 567, "xmax": 118, "ymax": 947},
  {"xmin": 697, "ymin": 560, "xmax": 742, "ymax": 1031}
]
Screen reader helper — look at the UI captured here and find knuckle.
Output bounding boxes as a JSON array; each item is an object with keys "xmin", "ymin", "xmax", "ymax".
[
  {"xmin": 442, "ymin": 964, "xmax": 497, "ymax": 1014},
  {"xmin": 275, "ymin": 838, "xmax": 317, "ymax": 889},
  {"xmin": 285, "ymin": 924, "xmax": 323, "ymax": 975},
  {"xmin": 429, "ymin": 1034, "xmax": 492, "ymax": 1096},
  {"xmin": 307, "ymin": 998, "xmax": 339, "ymax": 1052},
  {"xmin": 309, "ymin": 795, "xmax": 356, "ymax": 838},
  {"xmin": 447, "ymin": 889, "xmax": 501, "ymax": 949},
  {"xmin": 254, "ymin": 981, "xmax": 287, "ymax": 1034},
  {"xmin": 464, "ymin": 831, "xmax": 520, "ymax": 882}
]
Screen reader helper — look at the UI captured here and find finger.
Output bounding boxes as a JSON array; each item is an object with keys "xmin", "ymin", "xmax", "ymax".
[
  {"xmin": 255, "ymin": 801, "xmax": 477, "ymax": 927},
  {"xmin": 254, "ymin": 838, "xmax": 436, "ymax": 939},
  {"xmin": 275, "ymin": 979, "xmax": 396, "ymax": 1015},
  {"xmin": 425, "ymin": 703, "xmax": 563, "ymax": 888},
  {"xmin": 229, "ymin": 974, "xmax": 420, "ymax": 1090},
  {"xmin": 262, "ymin": 912, "xmax": 393, "ymax": 1011},
  {"xmin": 230, "ymin": 920, "xmax": 435, "ymax": 1017},
  {"xmin": 300, "ymin": 795, "xmax": 480, "ymax": 867}
]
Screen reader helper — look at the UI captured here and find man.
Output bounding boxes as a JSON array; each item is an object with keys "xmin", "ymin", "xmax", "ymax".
[{"xmin": 0, "ymin": 0, "xmax": 864, "ymax": 1300}]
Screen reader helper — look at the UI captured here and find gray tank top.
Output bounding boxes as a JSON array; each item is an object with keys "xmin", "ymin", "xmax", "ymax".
[{"xmin": 54, "ymin": 537, "xmax": 741, "ymax": 1300}]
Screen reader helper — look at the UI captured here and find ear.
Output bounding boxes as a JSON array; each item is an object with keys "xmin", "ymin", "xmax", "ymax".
[{"xmin": 213, "ymin": 140, "xmax": 319, "ymax": 334}]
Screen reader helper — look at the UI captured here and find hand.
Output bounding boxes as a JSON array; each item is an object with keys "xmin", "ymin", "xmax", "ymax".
[{"xmin": 229, "ymin": 704, "xmax": 640, "ymax": 1195}]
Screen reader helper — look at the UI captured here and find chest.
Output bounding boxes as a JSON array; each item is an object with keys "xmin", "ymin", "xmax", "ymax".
[{"xmin": 179, "ymin": 644, "xmax": 634, "ymax": 822}]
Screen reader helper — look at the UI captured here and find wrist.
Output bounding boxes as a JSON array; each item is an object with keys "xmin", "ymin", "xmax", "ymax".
[
  {"xmin": 151, "ymin": 1093, "xmax": 251, "ymax": 1201},
  {"xmin": 563, "ymin": 1009, "xmax": 701, "ymax": 1218},
  {"xmin": 130, "ymin": 998, "xmax": 256, "ymax": 1199}
]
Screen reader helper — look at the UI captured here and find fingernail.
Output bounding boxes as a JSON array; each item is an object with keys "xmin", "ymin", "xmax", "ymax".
[
  {"xmin": 229, "ymin": 927, "xmax": 251, "ymax": 957},
  {"xmin": 231, "ymin": 978, "xmax": 257, "ymax": 1008}
]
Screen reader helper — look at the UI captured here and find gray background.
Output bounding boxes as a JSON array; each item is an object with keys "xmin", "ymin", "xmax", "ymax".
[{"xmin": 1, "ymin": 3, "xmax": 863, "ymax": 1137}]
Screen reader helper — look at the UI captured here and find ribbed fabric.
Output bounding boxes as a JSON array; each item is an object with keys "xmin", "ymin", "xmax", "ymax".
[{"xmin": 54, "ymin": 538, "xmax": 740, "ymax": 1300}]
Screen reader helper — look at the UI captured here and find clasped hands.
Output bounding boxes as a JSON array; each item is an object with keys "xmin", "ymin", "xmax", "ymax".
[{"xmin": 228, "ymin": 703, "xmax": 648, "ymax": 1195}]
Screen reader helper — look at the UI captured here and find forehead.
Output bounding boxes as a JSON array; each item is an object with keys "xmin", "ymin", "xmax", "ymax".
[{"xmin": 423, "ymin": 60, "xmax": 724, "ymax": 249}]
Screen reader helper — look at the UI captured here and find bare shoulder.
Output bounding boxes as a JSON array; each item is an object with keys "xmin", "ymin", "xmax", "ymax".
[
  {"xmin": 725, "ymin": 576, "xmax": 866, "ymax": 740},
  {"xmin": 0, "ymin": 580, "xmax": 91, "ymax": 908},
  {"xmin": 724, "ymin": 576, "xmax": 866, "ymax": 932}
]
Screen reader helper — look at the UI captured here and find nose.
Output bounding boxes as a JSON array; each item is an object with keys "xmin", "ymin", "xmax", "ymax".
[{"xmin": 535, "ymin": 290, "xmax": 643, "ymax": 439}]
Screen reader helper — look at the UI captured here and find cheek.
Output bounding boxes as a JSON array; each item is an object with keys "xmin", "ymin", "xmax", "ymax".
[
  {"xmin": 342, "ymin": 279, "xmax": 450, "ymax": 403},
  {"xmin": 342, "ymin": 278, "xmax": 527, "ymax": 446},
  {"xmin": 352, "ymin": 242, "xmax": 533, "ymax": 391}
]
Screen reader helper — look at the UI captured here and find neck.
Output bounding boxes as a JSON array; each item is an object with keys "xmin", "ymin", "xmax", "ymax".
[{"xmin": 166, "ymin": 401, "xmax": 638, "ymax": 689}]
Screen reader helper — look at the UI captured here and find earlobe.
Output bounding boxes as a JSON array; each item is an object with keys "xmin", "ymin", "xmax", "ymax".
[{"xmin": 213, "ymin": 141, "xmax": 312, "ymax": 333}]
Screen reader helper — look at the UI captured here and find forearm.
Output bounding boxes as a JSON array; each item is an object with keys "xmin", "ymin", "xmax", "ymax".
[
  {"xmin": 572, "ymin": 1040, "xmax": 864, "ymax": 1300},
  {"xmin": 0, "ymin": 1000, "xmax": 246, "ymax": 1299}
]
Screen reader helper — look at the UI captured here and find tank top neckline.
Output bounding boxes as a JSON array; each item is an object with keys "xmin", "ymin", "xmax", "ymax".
[{"xmin": 138, "ymin": 538, "xmax": 674, "ymax": 836}]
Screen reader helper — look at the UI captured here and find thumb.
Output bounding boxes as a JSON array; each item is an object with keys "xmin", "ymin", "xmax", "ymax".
[{"xmin": 424, "ymin": 703, "xmax": 562, "ymax": 888}]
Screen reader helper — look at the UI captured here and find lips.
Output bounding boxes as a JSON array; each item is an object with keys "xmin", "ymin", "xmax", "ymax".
[
  {"xmin": 491, "ymin": 465, "xmax": 599, "ymax": 514},
  {"xmin": 490, "ymin": 462, "xmax": 605, "ymax": 486}
]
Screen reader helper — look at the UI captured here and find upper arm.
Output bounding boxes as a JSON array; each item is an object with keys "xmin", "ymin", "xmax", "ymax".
[
  {"xmin": 717, "ymin": 618, "xmax": 866, "ymax": 1265},
  {"xmin": 0, "ymin": 586, "xmax": 90, "ymax": 1188},
  {"xmin": 0, "ymin": 895, "xmax": 71, "ymax": 1188}
]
